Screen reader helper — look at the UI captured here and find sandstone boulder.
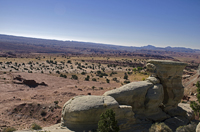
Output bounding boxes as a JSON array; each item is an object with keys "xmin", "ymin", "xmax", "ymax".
[
  {"xmin": 144, "ymin": 84, "xmax": 170, "ymax": 121},
  {"xmin": 146, "ymin": 77, "xmax": 160, "ymax": 85},
  {"xmin": 103, "ymin": 81, "xmax": 153, "ymax": 114},
  {"xmin": 61, "ymin": 95, "xmax": 135, "ymax": 132},
  {"xmin": 147, "ymin": 60, "xmax": 187, "ymax": 112}
]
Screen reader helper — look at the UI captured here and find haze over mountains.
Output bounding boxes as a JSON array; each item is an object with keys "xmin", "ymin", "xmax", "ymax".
[{"xmin": 0, "ymin": 34, "xmax": 199, "ymax": 54}]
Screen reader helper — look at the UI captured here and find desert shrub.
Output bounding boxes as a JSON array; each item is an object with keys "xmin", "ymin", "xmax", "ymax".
[
  {"xmin": 112, "ymin": 77, "xmax": 119, "ymax": 82},
  {"xmin": 60, "ymin": 74, "xmax": 67, "ymax": 78},
  {"xmin": 110, "ymin": 71, "xmax": 117, "ymax": 76},
  {"xmin": 54, "ymin": 101, "xmax": 59, "ymax": 104},
  {"xmin": 182, "ymin": 101, "xmax": 187, "ymax": 103},
  {"xmin": 28, "ymin": 61, "xmax": 32, "ymax": 65},
  {"xmin": 92, "ymin": 78, "xmax": 97, "ymax": 81},
  {"xmin": 133, "ymin": 68, "xmax": 137, "ymax": 72},
  {"xmin": 96, "ymin": 71, "xmax": 108, "ymax": 77},
  {"xmin": 85, "ymin": 75, "xmax": 90, "ymax": 81},
  {"xmin": 67, "ymin": 60, "xmax": 71, "ymax": 64},
  {"xmin": 124, "ymin": 80, "xmax": 130, "ymax": 84},
  {"xmin": 99, "ymin": 87, "xmax": 103, "ymax": 90},
  {"xmin": 101, "ymin": 67, "xmax": 105, "ymax": 72},
  {"xmin": 40, "ymin": 110, "xmax": 47, "ymax": 116},
  {"xmin": 127, "ymin": 71, "xmax": 132, "ymax": 75},
  {"xmin": 71, "ymin": 75, "xmax": 78, "ymax": 80},
  {"xmin": 123, "ymin": 73, "xmax": 128, "ymax": 80},
  {"xmin": 92, "ymin": 86, "xmax": 95, "ymax": 90},
  {"xmin": 149, "ymin": 122, "xmax": 172, "ymax": 132},
  {"xmin": 106, "ymin": 79, "xmax": 110, "ymax": 83},
  {"xmin": 97, "ymin": 109, "xmax": 119, "ymax": 132},
  {"xmin": 81, "ymin": 72, "xmax": 86, "ymax": 75},
  {"xmin": 31, "ymin": 123, "xmax": 42, "ymax": 130},
  {"xmin": 137, "ymin": 67, "xmax": 143, "ymax": 71},
  {"xmin": 56, "ymin": 70, "xmax": 60, "ymax": 74},
  {"xmin": 190, "ymin": 81, "xmax": 200, "ymax": 116},
  {"xmin": 2, "ymin": 127, "xmax": 16, "ymax": 132}
]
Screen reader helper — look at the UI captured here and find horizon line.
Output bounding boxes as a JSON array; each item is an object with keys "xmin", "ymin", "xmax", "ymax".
[{"xmin": 0, "ymin": 33, "xmax": 197, "ymax": 50}]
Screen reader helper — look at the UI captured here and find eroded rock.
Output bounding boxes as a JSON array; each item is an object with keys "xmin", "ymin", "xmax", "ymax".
[
  {"xmin": 147, "ymin": 60, "xmax": 187, "ymax": 112},
  {"xmin": 144, "ymin": 84, "xmax": 170, "ymax": 121},
  {"xmin": 103, "ymin": 81, "xmax": 153, "ymax": 114},
  {"xmin": 61, "ymin": 95, "xmax": 135, "ymax": 132}
]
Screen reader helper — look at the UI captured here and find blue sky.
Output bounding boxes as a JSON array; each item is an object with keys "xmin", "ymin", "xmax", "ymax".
[{"xmin": 0, "ymin": 0, "xmax": 199, "ymax": 49}]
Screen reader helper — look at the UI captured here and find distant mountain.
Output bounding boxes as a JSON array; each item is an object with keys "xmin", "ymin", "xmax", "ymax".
[{"xmin": 0, "ymin": 34, "xmax": 199, "ymax": 53}]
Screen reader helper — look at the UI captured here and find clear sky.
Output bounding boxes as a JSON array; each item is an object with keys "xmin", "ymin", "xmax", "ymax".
[{"xmin": 0, "ymin": 0, "xmax": 199, "ymax": 49}]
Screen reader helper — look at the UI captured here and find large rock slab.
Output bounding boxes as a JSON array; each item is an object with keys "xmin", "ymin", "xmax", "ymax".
[
  {"xmin": 61, "ymin": 95, "xmax": 135, "ymax": 132},
  {"xmin": 147, "ymin": 60, "xmax": 187, "ymax": 112},
  {"xmin": 103, "ymin": 81, "xmax": 153, "ymax": 114}
]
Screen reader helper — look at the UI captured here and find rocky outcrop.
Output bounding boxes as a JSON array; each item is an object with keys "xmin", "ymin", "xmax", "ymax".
[
  {"xmin": 61, "ymin": 95, "xmax": 135, "ymax": 132},
  {"xmin": 147, "ymin": 60, "xmax": 187, "ymax": 112},
  {"xmin": 103, "ymin": 81, "xmax": 153, "ymax": 113},
  {"xmin": 104, "ymin": 78, "xmax": 169, "ymax": 121},
  {"xmin": 59, "ymin": 60, "xmax": 195, "ymax": 132}
]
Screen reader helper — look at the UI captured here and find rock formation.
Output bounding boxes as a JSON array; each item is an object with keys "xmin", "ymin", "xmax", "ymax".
[
  {"xmin": 147, "ymin": 60, "xmax": 187, "ymax": 112},
  {"xmin": 104, "ymin": 77, "xmax": 169, "ymax": 121},
  {"xmin": 60, "ymin": 60, "xmax": 196, "ymax": 132},
  {"xmin": 61, "ymin": 95, "xmax": 135, "ymax": 132}
]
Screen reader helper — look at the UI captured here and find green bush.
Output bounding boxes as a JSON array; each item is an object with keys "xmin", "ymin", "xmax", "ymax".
[
  {"xmin": 124, "ymin": 80, "xmax": 130, "ymax": 84},
  {"xmin": 137, "ymin": 67, "xmax": 143, "ymax": 71},
  {"xmin": 92, "ymin": 86, "xmax": 95, "ymax": 90},
  {"xmin": 2, "ymin": 127, "xmax": 16, "ymax": 132},
  {"xmin": 40, "ymin": 110, "xmax": 47, "ymax": 116},
  {"xmin": 85, "ymin": 75, "xmax": 90, "ymax": 81},
  {"xmin": 96, "ymin": 71, "xmax": 108, "ymax": 77},
  {"xmin": 92, "ymin": 78, "xmax": 97, "ymax": 81},
  {"xmin": 67, "ymin": 60, "xmax": 71, "ymax": 63},
  {"xmin": 190, "ymin": 81, "xmax": 200, "ymax": 115},
  {"xmin": 31, "ymin": 123, "xmax": 42, "ymax": 130},
  {"xmin": 60, "ymin": 74, "xmax": 67, "ymax": 78},
  {"xmin": 123, "ymin": 73, "xmax": 128, "ymax": 80},
  {"xmin": 97, "ymin": 109, "xmax": 119, "ymax": 132},
  {"xmin": 81, "ymin": 72, "xmax": 86, "ymax": 75},
  {"xmin": 106, "ymin": 79, "xmax": 110, "ymax": 83},
  {"xmin": 54, "ymin": 101, "xmax": 59, "ymax": 104},
  {"xmin": 71, "ymin": 75, "xmax": 78, "ymax": 80},
  {"xmin": 56, "ymin": 70, "xmax": 60, "ymax": 74}
]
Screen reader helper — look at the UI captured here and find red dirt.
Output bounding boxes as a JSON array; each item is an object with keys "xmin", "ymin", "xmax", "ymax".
[{"xmin": 0, "ymin": 72, "xmax": 120, "ymax": 130}]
